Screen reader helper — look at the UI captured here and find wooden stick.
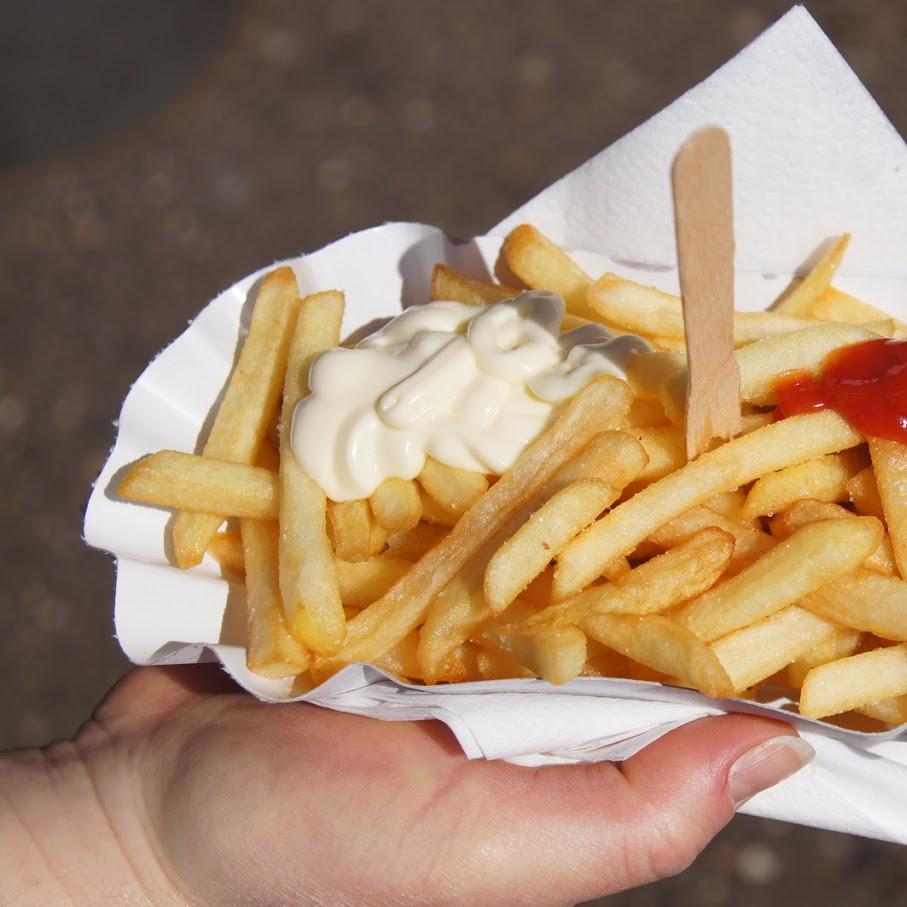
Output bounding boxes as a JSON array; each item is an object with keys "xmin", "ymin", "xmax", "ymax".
[{"xmin": 672, "ymin": 126, "xmax": 742, "ymax": 459}]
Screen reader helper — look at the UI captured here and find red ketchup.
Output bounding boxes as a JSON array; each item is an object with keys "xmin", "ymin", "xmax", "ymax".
[{"xmin": 774, "ymin": 338, "xmax": 907, "ymax": 442}]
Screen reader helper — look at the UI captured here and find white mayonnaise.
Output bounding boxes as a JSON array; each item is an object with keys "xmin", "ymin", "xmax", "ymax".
[{"xmin": 291, "ymin": 291, "xmax": 649, "ymax": 501}]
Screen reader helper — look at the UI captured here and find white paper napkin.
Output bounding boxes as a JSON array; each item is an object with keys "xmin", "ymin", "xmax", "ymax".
[{"xmin": 84, "ymin": 6, "xmax": 907, "ymax": 843}]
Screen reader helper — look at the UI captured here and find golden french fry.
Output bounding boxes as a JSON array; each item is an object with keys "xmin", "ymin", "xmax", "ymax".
[
  {"xmin": 478, "ymin": 623, "xmax": 587, "ymax": 686},
  {"xmin": 582, "ymin": 639, "xmax": 632, "ymax": 677},
  {"xmin": 676, "ymin": 517, "xmax": 882, "ymax": 643},
  {"xmin": 419, "ymin": 434, "xmax": 645, "ymax": 681},
  {"xmin": 643, "ymin": 505, "xmax": 775, "ymax": 576},
  {"xmin": 519, "ymin": 528, "xmax": 734, "ymax": 633},
  {"xmin": 313, "ymin": 376, "xmax": 632, "ymax": 676},
  {"xmin": 800, "ymin": 643, "xmax": 907, "ymax": 719},
  {"xmin": 601, "ymin": 556, "xmax": 631, "ymax": 583},
  {"xmin": 868, "ymin": 438, "xmax": 907, "ymax": 578},
  {"xmin": 208, "ymin": 531, "xmax": 245, "ymax": 574},
  {"xmin": 555, "ymin": 410, "xmax": 863, "ymax": 600},
  {"xmin": 630, "ymin": 414, "xmax": 772, "ymax": 483},
  {"xmin": 119, "ymin": 451, "xmax": 278, "ymax": 520},
  {"xmin": 856, "ymin": 695, "xmax": 907, "ymax": 727},
  {"xmin": 626, "ymin": 397, "xmax": 670, "ymax": 427},
  {"xmin": 418, "ymin": 561, "xmax": 487, "ymax": 684},
  {"xmin": 429, "ymin": 263, "xmax": 519, "ymax": 305},
  {"xmin": 372, "ymin": 630, "xmax": 421, "ymax": 680},
  {"xmin": 787, "ymin": 626, "xmax": 864, "ymax": 689},
  {"xmin": 847, "ymin": 466, "xmax": 886, "ymax": 519},
  {"xmin": 278, "ymin": 291, "xmax": 346, "ymax": 654},
  {"xmin": 813, "ymin": 285, "xmax": 907, "ymax": 335},
  {"xmin": 500, "ymin": 223, "xmax": 598, "ymax": 321},
  {"xmin": 799, "ymin": 568, "xmax": 907, "ymax": 642},
  {"xmin": 741, "ymin": 450, "xmax": 864, "ymax": 519},
  {"xmin": 328, "ymin": 499, "xmax": 373, "ymax": 563},
  {"xmin": 711, "ymin": 606, "xmax": 839, "ymax": 693},
  {"xmin": 172, "ymin": 268, "xmax": 301, "ymax": 568},
  {"xmin": 240, "ymin": 518, "xmax": 310, "ymax": 678},
  {"xmin": 770, "ymin": 499, "xmax": 896, "ymax": 575},
  {"xmin": 417, "ymin": 486, "xmax": 459, "ymax": 527},
  {"xmin": 582, "ymin": 614, "xmax": 733, "ymax": 699},
  {"xmin": 588, "ymin": 273, "xmax": 815, "ymax": 344},
  {"xmin": 484, "ymin": 435, "xmax": 647, "ymax": 613},
  {"xmin": 385, "ymin": 522, "xmax": 448, "ymax": 559},
  {"xmin": 625, "ymin": 349, "xmax": 687, "ymax": 399},
  {"xmin": 703, "ymin": 490, "xmax": 749, "ymax": 523},
  {"xmin": 369, "ymin": 477, "xmax": 423, "ymax": 532},
  {"xmin": 417, "ymin": 457, "xmax": 489, "ymax": 518},
  {"xmin": 477, "ymin": 648, "xmax": 536, "ymax": 680},
  {"xmin": 659, "ymin": 323, "xmax": 880, "ymax": 423},
  {"xmin": 771, "ymin": 234, "xmax": 850, "ymax": 317},
  {"xmin": 484, "ymin": 479, "xmax": 620, "ymax": 614},
  {"xmin": 336, "ymin": 556, "xmax": 413, "ymax": 609}
]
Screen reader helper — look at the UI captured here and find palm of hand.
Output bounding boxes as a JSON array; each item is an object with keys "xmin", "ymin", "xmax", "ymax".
[{"xmin": 87, "ymin": 665, "xmax": 796, "ymax": 906}]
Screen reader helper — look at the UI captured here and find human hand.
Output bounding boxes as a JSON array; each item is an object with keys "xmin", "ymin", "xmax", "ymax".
[{"xmin": 2, "ymin": 665, "xmax": 813, "ymax": 905}]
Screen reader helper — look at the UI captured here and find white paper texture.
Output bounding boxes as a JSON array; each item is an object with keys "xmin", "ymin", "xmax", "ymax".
[{"xmin": 84, "ymin": 7, "xmax": 907, "ymax": 843}]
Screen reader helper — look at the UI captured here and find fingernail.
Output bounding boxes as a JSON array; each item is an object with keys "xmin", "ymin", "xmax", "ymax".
[{"xmin": 728, "ymin": 736, "xmax": 815, "ymax": 808}]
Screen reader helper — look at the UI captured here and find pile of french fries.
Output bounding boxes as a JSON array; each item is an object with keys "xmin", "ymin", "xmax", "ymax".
[{"xmin": 119, "ymin": 225, "xmax": 907, "ymax": 729}]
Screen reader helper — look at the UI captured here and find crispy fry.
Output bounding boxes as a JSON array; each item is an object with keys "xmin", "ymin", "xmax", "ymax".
[
  {"xmin": 385, "ymin": 522, "xmax": 448, "ymax": 559},
  {"xmin": 119, "ymin": 451, "xmax": 278, "ymax": 520},
  {"xmin": 800, "ymin": 644, "xmax": 907, "ymax": 719},
  {"xmin": 240, "ymin": 518, "xmax": 310, "ymax": 678},
  {"xmin": 589, "ymin": 273, "xmax": 815, "ymax": 344},
  {"xmin": 555, "ymin": 411, "xmax": 863, "ymax": 600},
  {"xmin": 582, "ymin": 614, "xmax": 733, "ymax": 699},
  {"xmin": 741, "ymin": 450, "xmax": 864, "ymax": 519},
  {"xmin": 336, "ymin": 556, "xmax": 413, "ymax": 609},
  {"xmin": 868, "ymin": 438, "xmax": 907, "ymax": 578},
  {"xmin": 369, "ymin": 477, "xmax": 423, "ymax": 532},
  {"xmin": 208, "ymin": 530, "xmax": 245, "ymax": 574},
  {"xmin": 477, "ymin": 648, "xmax": 536, "ymax": 681},
  {"xmin": 771, "ymin": 234, "xmax": 850, "ymax": 317},
  {"xmin": 642, "ymin": 505, "xmax": 775, "ymax": 575},
  {"xmin": 660, "ymin": 323, "xmax": 880, "ymax": 423},
  {"xmin": 625, "ymin": 350, "xmax": 687, "ymax": 399},
  {"xmin": 478, "ymin": 623, "xmax": 587, "ymax": 686},
  {"xmin": 172, "ymin": 268, "xmax": 301, "ymax": 568},
  {"xmin": 313, "ymin": 376, "xmax": 632, "ymax": 676},
  {"xmin": 517, "ymin": 528, "xmax": 734, "ymax": 633},
  {"xmin": 711, "ymin": 606, "xmax": 839, "ymax": 693},
  {"xmin": 485, "ymin": 435, "xmax": 647, "ymax": 612},
  {"xmin": 429, "ymin": 263, "xmax": 519, "ymax": 305},
  {"xmin": 847, "ymin": 466, "xmax": 886, "ymax": 519},
  {"xmin": 787, "ymin": 626, "xmax": 864, "ymax": 689},
  {"xmin": 770, "ymin": 499, "xmax": 896, "ymax": 575},
  {"xmin": 278, "ymin": 291, "xmax": 346, "ymax": 653},
  {"xmin": 676, "ymin": 517, "xmax": 882, "ymax": 643},
  {"xmin": 813, "ymin": 285, "xmax": 907, "ymax": 336},
  {"xmin": 328, "ymin": 499, "xmax": 373, "ymax": 563},
  {"xmin": 799, "ymin": 568, "xmax": 907, "ymax": 641},
  {"xmin": 417, "ymin": 458, "xmax": 489, "ymax": 518},
  {"xmin": 500, "ymin": 224, "xmax": 597, "ymax": 321},
  {"xmin": 856, "ymin": 695, "xmax": 907, "ymax": 727}
]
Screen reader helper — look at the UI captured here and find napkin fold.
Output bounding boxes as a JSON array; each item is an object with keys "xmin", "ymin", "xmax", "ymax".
[{"xmin": 85, "ymin": 6, "xmax": 907, "ymax": 845}]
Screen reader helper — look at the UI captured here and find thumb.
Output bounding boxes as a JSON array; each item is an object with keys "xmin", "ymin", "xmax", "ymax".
[{"xmin": 476, "ymin": 714, "xmax": 813, "ymax": 904}]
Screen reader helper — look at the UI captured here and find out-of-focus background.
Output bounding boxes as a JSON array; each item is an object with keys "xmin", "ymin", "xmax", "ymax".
[{"xmin": 2, "ymin": 1, "xmax": 906, "ymax": 903}]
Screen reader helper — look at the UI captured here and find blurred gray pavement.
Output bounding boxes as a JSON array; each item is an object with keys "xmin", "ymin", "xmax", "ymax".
[{"xmin": 2, "ymin": 1, "xmax": 907, "ymax": 903}]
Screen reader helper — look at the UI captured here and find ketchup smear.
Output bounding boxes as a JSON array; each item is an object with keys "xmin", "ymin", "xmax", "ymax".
[{"xmin": 775, "ymin": 338, "xmax": 907, "ymax": 442}]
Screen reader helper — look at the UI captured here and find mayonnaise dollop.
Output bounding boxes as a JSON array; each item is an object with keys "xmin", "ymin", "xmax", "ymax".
[{"xmin": 291, "ymin": 291, "xmax": 650, "ymax": 501}]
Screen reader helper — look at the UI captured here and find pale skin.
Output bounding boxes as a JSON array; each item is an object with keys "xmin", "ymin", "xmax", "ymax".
[{"xmin": 0, "ymin": 665, "xmax": 812, "ymax": 906}]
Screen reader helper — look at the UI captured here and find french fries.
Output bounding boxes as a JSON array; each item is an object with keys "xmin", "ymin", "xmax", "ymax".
[
  {"xmin": 555, "ymin": 411, "xmax": 863, "ymax": 600},
  {"xmin": 278, "ymin": 292, "xmax": 347, "ymax": 655},
  {"xmin": 171, "ymin": 267, "xmax": 302, "ymax": 568},
  {"xmin": 121, "ymin": 226, "xmax": 907, "ymax": 731}
]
